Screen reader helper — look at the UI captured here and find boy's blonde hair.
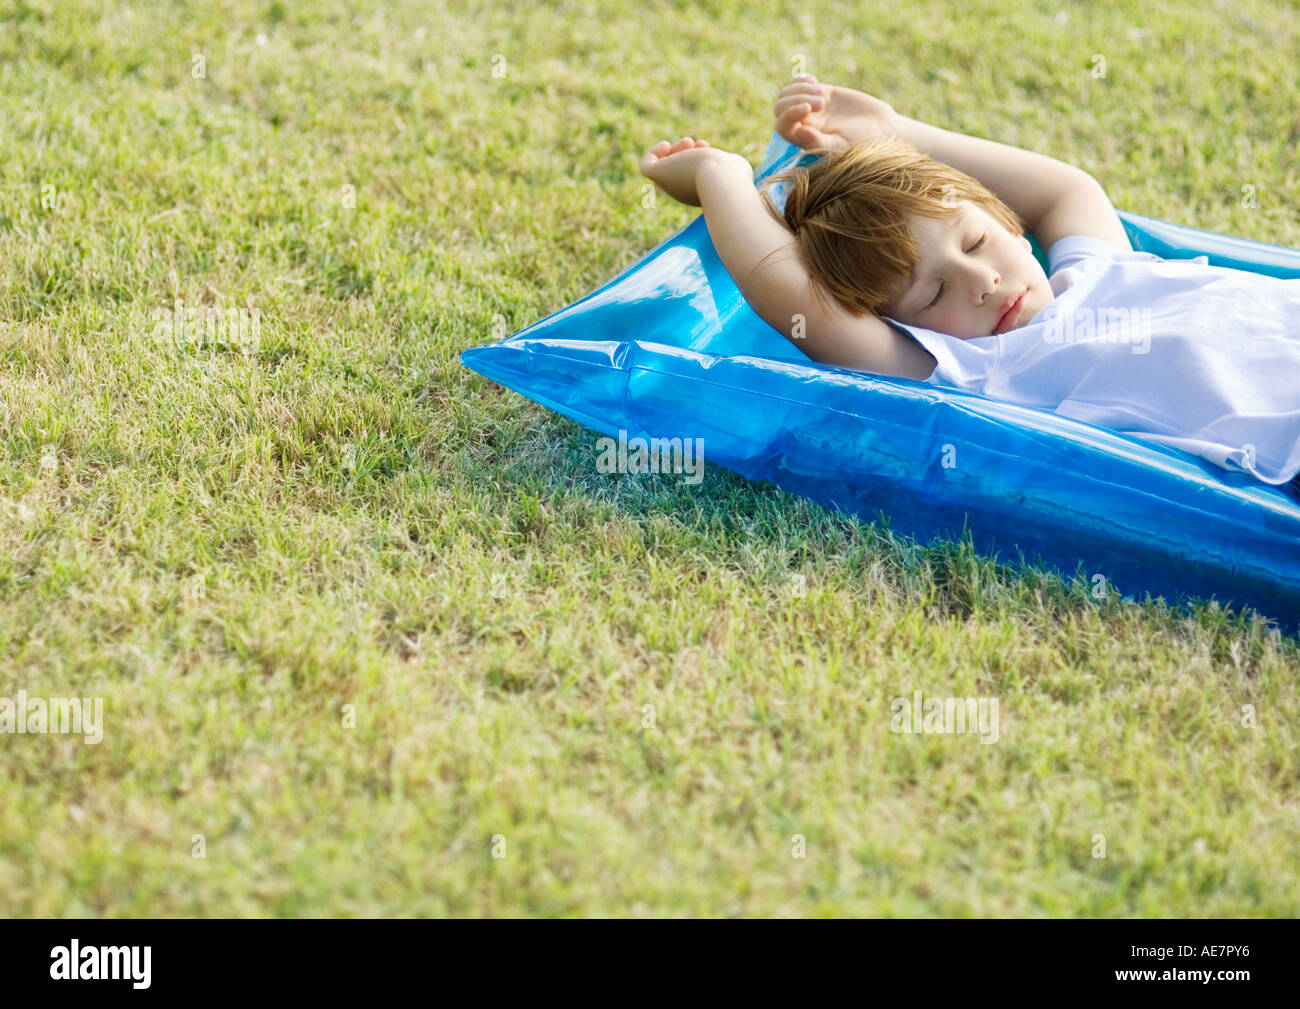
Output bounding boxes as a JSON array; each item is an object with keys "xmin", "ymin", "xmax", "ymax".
[{"xmin": 759, "ymin": 137, "xmax": 1024, "ymax": 317}]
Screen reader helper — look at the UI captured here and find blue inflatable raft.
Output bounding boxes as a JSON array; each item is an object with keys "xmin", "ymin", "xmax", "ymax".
[{"xmin": 461, "ymin": 133, "xmax": 1300, "ymax": 631}]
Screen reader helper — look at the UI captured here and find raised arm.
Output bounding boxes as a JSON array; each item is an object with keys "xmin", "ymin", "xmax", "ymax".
[
  {"xmin": 889, "ymin": 114, "xmax": 1131, "ymax": 254},
  {"xmin": 639, "ymin": 138, "xmax": 936, "ymax": 380},
  {"xmin": 775, "ymin": 76, "xmax": 1131, "ymax": 254}
]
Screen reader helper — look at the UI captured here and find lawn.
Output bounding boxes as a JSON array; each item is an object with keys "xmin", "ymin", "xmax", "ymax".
[{"xmin": 1, "ymin": 0, "xmax": 1298, "ymax": 916}]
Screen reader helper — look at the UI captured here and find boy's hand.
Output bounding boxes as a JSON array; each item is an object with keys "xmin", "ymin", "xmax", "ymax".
[
  {"xmin": 774, "ymin": 74, "xmax": 898, "ymax": 151},
  {"xmin": 639, "ymin": 137, "xmax": 747, "ymax": 207}
]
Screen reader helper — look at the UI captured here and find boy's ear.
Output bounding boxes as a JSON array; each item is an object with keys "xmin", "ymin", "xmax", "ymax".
[{"xmin": 1016, "ymin": 233, "xmax": 1031, "ymax": 250}]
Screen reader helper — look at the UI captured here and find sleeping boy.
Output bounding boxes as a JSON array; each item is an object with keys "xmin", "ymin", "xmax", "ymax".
[{"xmin": 638, "ymin": 74, "xmax": 1300, "ymax": 491}]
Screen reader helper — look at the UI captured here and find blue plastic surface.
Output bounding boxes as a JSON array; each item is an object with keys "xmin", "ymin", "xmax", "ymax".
[{"xmin": 461, "ymin": 133, "xmax": 1300, "ymax": 631}]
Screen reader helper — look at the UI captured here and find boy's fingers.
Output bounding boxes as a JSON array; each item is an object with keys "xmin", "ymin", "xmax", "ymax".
[
  {"xmin": 643, "ymin": 137, "xmax": 710, "ymax": 172},
  {"xmin": 774, "ymin": 95, "xmax": 820, "ymax": 119},
  {"xmin": 774, "ymin": 104, "xmax": 812, "ymax": 135},
  {"xmin": 777, "ymin": 82, "xmax": 822, "ymax": 103},
  {"xmin": 798, "ymin": 125, "xmax": 834, "ymax": 148},
  {"xmin": 774, "ymin": 101, "xmax": 803, "ymax": 123}
]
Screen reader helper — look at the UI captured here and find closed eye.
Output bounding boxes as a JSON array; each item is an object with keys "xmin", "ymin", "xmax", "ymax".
[{"xmin": 922, "ymin": 234, "xmax": 987, "ymax": 312}]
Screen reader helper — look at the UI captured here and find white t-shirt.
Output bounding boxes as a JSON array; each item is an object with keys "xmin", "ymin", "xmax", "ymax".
[{"xmin": 884, "ymin": 235, "xmax": 1300, "ymax": 485}]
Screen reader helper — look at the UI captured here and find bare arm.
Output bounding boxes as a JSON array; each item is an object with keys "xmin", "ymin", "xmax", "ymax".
[
  {"xmin": 693, "ymin": 154, "xmax": 937, "ymax": 379},
  {"xmin": 889, "ymin": 114, "xmax": 1131, "ymax": 253},
  {"xmin": 775, "ymin": 76, "xmax": 1131, "ymax": 253}
]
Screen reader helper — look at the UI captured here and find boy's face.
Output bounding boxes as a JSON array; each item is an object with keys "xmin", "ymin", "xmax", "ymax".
[{"xmin": 883, "ymin": 201, "xmax": 1052, "ymax": 340}]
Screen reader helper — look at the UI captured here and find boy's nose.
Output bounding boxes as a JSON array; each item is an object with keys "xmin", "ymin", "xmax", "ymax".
[
  {"xmin": 973, "ymin": 270, "xmax": 1000, "ymax": 303},
  {"xmin": 957, "ymin": 258, "xmax": 1000, "ymax": 302}
]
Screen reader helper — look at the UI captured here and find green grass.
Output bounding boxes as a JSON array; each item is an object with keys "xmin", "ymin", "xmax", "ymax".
[{"xmin": 1, "ymin": 0, "xmax": 1299, "ymax": 916}]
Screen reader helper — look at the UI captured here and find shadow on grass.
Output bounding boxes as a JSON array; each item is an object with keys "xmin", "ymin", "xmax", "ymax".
[{"xmin": 451, "ymin": 403, "xmax": 1292, "ymax": 665}]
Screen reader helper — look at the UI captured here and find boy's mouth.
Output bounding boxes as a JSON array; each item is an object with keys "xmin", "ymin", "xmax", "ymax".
[{"xmin": 993, "ymin": 290, "xmax": 1027, "ymax": 334}]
